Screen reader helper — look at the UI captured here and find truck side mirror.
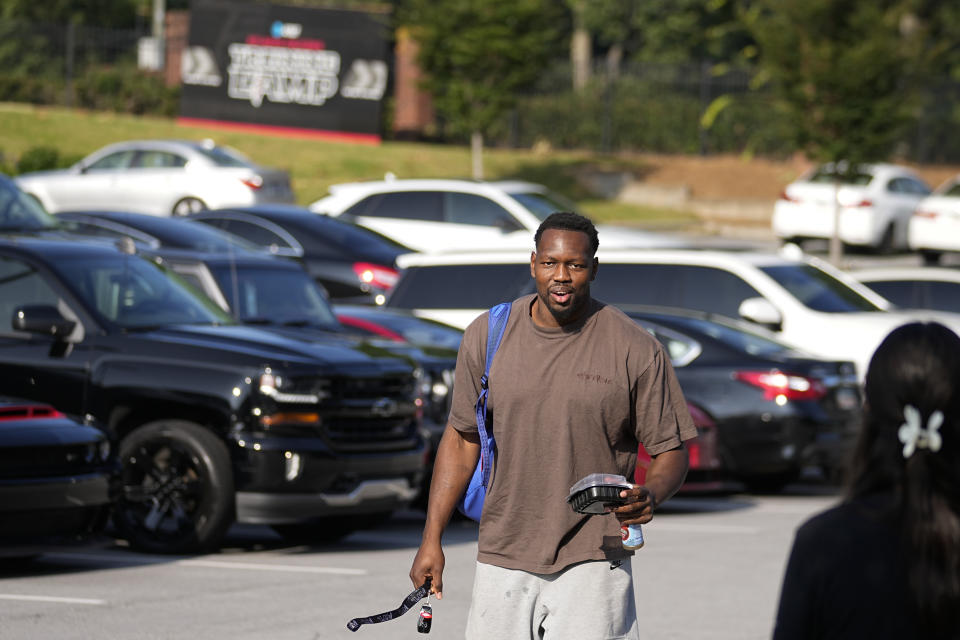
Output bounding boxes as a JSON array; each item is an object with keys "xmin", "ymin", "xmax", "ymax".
[{"xmin": 12, "ymin": 304, "xmax": 76, "ymax": 337}]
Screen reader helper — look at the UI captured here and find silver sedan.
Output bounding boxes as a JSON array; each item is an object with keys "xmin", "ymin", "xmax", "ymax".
[{"xmin": 15, "ymin": 139, "xmax": 295, "ymax": 216}]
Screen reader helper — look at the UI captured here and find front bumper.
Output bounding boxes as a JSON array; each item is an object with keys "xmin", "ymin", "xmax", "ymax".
[{"xmin": 230, "ymin": 434, "xmax": 426, "ymax": 524}]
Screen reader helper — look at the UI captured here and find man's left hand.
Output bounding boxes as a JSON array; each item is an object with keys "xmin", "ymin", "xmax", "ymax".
[{"xmin": 609, "ymin": 485, "xmax": 657, "ymax": 525}]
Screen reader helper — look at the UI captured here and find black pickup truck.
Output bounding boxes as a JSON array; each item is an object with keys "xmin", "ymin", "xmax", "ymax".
[{"xmin": 0, "ymin": 237, "xmax": 426, "ymax": 553}]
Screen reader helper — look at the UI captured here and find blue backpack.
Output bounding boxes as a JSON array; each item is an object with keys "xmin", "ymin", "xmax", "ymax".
[{"xmin": 457, "ymin": 302, "xmax": 512, "ymax": 521}]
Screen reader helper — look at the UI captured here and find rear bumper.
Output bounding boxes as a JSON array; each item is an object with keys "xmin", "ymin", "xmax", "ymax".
[{"xmin": 0, "ymin": 472, "xmax": 116, "ymax": 541}]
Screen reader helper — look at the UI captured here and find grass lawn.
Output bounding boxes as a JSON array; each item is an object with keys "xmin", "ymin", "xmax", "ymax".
[{"xmin": 0, "ymin": 103, "xmax": 700, "ymax": 229}]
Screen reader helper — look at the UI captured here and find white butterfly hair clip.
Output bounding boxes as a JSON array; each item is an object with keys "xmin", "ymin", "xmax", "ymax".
[{"xmin": 897, "ymin": 404, "xmax": 943, "ymax": 459}]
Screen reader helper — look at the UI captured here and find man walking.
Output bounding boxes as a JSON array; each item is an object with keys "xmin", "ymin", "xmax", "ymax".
[{"xmin": 409, "ymin": 211, "xmax": 695, "ymax": 639}]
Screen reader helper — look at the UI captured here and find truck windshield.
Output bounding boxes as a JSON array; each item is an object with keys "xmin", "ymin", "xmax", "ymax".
[
  {"xmin": 54, "ymin": 254, "xmax": 233, "ymax": 329},
  {"xmin": 209, "ymin": 264, "xmax": 340, "ymax": 329}
]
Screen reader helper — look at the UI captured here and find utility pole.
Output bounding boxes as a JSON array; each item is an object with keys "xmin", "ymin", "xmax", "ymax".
[{"xmin": 152, "ymin": 0, "xmax": 166, "ymax": 71}]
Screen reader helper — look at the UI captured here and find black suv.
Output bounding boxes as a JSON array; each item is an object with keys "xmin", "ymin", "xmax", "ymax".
[{"xmin": 0, "ymin": 237, "xmax": 426, "ymax": 553}]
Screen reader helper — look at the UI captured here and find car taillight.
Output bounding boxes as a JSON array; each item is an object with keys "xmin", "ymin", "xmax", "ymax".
[
  {"xmin": 353, "ymin": 262, "xmax": 399, "ymax": 290},
  {"xmin": 843, "ymin": 199, "xmax": 872, "ymax": 208},
  {"xmin": 913, "ymin": 209, "xmax": 938, "ymax": 219},
  {"xmin": 734, "ymin": 371, "xmax": 827, "ymax": 402},
  {"xmin": 0, "ymin": 404, "xmax": 66, "ymax": 421},
  {"xmin": 240, "ymin": 175, "xmax": 264, "ymax": 190},
  {"xmin": 778, "ymin": 190, "xmax": 799, "ymax": 203},
  {"xmin": 635, "ymin": 402, "xmax": 720, "ymax": 485}
]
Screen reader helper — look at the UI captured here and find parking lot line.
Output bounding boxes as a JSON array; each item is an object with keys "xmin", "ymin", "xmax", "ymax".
[
  {"xmin": 46, "ymin": 552, "xmax": 368, "ymax": 576},
  {"xmin": 0, "ymin": 594, "xmax": 106, "ymax": 605}
]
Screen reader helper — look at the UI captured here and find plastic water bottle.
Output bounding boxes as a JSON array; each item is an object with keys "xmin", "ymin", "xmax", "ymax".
[{"xmin": 621, "ymin": 523, "xmax": 644, "ymax": 550}]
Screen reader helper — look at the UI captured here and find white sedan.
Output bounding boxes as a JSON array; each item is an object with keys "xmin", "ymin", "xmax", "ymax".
[
  {"xmin": 772, "ymin": 163, "xmax": 931, "ymax": 251},
  {"xmin": 908, "ymin": 176, "xmax": 960, "ymax": 265},
  {"xmin": 15, "ymin": 139, "xmax": 294, "ymax": 216},
  {"xmin": 309, "ymin": 177, "xmax": 681, "ymax": 252}
]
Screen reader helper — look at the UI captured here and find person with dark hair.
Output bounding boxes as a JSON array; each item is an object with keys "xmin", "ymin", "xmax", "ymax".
[
  {"xmin": 773, "ymin": 321, "xmax": 960, "ymax": 639},
  {"xmin": 409, "ymin": 211, "xmax": 696, "ymax": 638}
]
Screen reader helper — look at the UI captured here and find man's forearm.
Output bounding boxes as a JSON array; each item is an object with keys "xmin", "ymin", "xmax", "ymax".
[
  {"xmin": 644, "ymin": 446, "xmax": 689, "ymax": 507},
  {"xmin": 422, "ymin": 424, "xmax": 481, "ymax": 543}
]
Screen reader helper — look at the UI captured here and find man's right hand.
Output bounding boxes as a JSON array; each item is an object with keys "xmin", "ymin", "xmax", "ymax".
[
  {"xmin": 407, "ymin": 424, "xmax": 481, "ymax": 601},
  {"xmin": 410, "ymin": 540, "xmax": 445, "ymax": 599}
]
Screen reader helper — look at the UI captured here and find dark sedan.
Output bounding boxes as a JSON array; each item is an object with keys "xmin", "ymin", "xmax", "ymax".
[
  {"xmin": 0, "ymin": 397, "xmax": 117, "ymax": 556},
  {"xmin": 186, "ymin": 205, "xmax": 410, "ymax": 303},
  {"xmin": 625, "ymin": 307, "xmax": 861, "ymax": 491}
]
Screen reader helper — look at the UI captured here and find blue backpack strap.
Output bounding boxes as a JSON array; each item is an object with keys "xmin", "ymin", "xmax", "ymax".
[
  {"xmin": 458, "ymin": 302, "xmax": 512, "ymax": 521},
  {"xmin": 475, "ymin": 302, "xmax": 511, "ymax": 488}
]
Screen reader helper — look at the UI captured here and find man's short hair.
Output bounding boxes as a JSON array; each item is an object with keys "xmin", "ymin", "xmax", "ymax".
[{"xmin": 534, "ymin": 211, "xmax": 599, "ymax": 255}]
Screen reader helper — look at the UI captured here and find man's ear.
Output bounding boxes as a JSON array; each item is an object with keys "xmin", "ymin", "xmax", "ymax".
[
  {"xmin": 530, "ymin": 251, "xmax": 537, "ymax": 278},
  {"xmin": 591, "ymin": 257, "xmax": 599, "ymax": 281}
]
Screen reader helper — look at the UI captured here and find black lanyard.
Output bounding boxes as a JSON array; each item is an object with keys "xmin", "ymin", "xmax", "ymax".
[{"xmin": 346, "ymin": 578, "xmax": 432, "ymax": 632}]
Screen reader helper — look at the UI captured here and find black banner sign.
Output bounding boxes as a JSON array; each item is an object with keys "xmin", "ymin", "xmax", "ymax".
[{"xmin": 180, "ymin": 0, "xmax": 389, "ymax": 141}]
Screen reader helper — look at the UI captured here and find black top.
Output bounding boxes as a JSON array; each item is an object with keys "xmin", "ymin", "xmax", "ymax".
[{"xmin": 772, "ymin": 494, "xmax": 913, "ymax": 640}]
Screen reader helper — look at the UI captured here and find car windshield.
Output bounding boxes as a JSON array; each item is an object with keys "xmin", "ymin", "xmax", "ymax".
[
  {"xmin": 649, "ymin": 314, "xmax": 793, "ymax": 357},
  {"xmin": 760, "ymin": 264, "xmax": 882, "ymax": 312},
  {"xmin": 52, "ymin": 254, "xmax": 232, "ymax": 329},
  {"xmin": 387, "ymin": 263, "xmax": 532, "ymax": 309},
  {"xmin": 508, "ymin": 190, "xmax": 580, "ymax": 221},
  {"xmin": 941, "ymin": 182, "xmax": 960, "ymax": 197},
  {"xmin": 209, "ymin": 264, "xmax": 339, "ymax": 328},
  {"xmin": 194, "ymin": 145, "xmax": 252, "ymax": 168},
  {"xmin": 0, "ymin": 178, "xmax": 60, "ymax": 231}
]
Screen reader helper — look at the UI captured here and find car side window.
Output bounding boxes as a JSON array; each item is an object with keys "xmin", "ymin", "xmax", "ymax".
[
  {"xmin": 445, "ymin": 193, "xmax": 523, "ymax": 230},
  {"xmin": 86, "ymin": 150, "xmax": 136, "ymax": 171},
  {"xmin": 0, "ymin": 256, "xmax": 64, "ymax": 336},
  {"xmin": 134, "ymin": 151, "xmax": 187, "ymax": 169},
  {"xmin": 344, "ymin": 192, "xmax": 444, "ymax": 222},
  {"xmin": 908, "ymin": 179, "xmax": 931, "ymax": 195},
  {"xmin": 591, "ymin": 264, "xmax": 761, "ymax": 318}
]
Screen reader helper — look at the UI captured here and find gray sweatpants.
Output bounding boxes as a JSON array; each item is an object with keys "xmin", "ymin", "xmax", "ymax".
[{"xmin": 465, "ymin": 560, "xmax": 640, "ymax": 639}]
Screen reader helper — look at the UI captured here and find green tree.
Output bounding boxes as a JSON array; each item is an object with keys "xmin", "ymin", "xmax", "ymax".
[
  {"xmin": 401, "ymin": 0, "xmax": 566, "ymax": 178},
  {"xmin": 745, "ymin": 0, "xmax": 927, "ymax": 262}
]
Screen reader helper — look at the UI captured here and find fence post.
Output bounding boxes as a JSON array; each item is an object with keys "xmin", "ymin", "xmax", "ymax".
[{"xmin": 64, "ymin": 21, "xmax": 76, "ymax": 107}]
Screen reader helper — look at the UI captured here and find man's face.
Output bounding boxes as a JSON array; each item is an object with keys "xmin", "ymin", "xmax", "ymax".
[{"xmin": 530, "ymin": 228, "xmax": 598, "ymax": 328}]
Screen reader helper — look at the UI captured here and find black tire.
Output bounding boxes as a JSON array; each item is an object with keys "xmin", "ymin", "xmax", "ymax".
[
  {"xmin": 272, "ymin": 512, "xmax": 388, "ymax": 545},
  {"xmin": 114, "ymin": 420, "xmax": 234, "ymax": 554},
  {"xmin": 920, "ymin": 250, "xmax": 942, "ymax": 266},
  {"xmin": 876, "ymin": 223, "xmax": 896, "ymax": 255},
  {"xmin": 171, "ymin": 197, "xmax": 207, "ymax": 216}
]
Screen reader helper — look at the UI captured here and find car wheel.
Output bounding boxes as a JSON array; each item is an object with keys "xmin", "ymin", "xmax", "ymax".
[
  {"xmin": 114, "ymin": 420, "xmax": 234, "ymax": 554},
  {"xmin": 171, "ymin": 197, "xmax": 207, "ymax": 216},
  {"xmin": 271, "ymin": 512, "xmax": 388, "ymax": 545},
  {"xmin": 920, "ymin": 250, "xmax": 942, "ymax": 266},
  {"xmin": 876, "ymin": 223, "xmax": 896, "ymax": 255}
]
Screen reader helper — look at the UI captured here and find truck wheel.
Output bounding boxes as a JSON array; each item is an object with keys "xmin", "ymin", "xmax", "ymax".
[
  {"xmin": 272, "ymin": 512, "xmax": 388, "ymax": 545},
  {"xmin": 114, "ymin": 420, "xmax": 234, "ymax": 554}
]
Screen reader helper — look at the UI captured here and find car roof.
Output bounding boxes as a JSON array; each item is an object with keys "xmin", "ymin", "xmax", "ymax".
[
  {"xmin": 395, "ymin": 247, "xmax": 803, "ymax": 269},
  {"xmin": 0, "ymin": 235, "xmax": 127, "ymax": 261},
  {"xmin": 849, "ymin": 266, "xmax": 960, "ymax": 283},
  {"xmin": 327, "ymin": 177, "xmax": 546, "ymax": 195}
]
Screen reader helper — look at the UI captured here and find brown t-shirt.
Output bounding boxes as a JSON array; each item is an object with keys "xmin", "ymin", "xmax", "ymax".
[{"xmin": 449, "ymin": 294, "xmax": 697, "ymax": 573}]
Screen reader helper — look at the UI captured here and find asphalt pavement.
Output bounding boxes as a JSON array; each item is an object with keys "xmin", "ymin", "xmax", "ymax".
[{"xmin": 0, "ymin": 482, "xmax": 840, "ymax": 640}]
